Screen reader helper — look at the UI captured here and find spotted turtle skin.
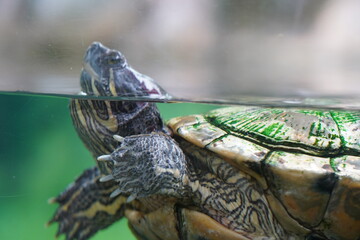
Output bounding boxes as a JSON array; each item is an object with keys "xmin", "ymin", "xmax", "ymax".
[{"xmin": 50, "ymin": 42, "xmax": 360, "ymax": 240}]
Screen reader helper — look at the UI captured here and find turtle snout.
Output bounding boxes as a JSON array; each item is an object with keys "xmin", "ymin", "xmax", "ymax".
[
  {"xmin": 85, "ymin": 42, "xmax": 108, "ymax": 62},
  {"xmin": 83, "ymin": 42, "xmax": 109, "ymax": 76}
]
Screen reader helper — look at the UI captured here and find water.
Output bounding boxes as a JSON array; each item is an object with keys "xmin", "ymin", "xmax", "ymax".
[
  {"xmin": 0, "ymin": 91, "xmax": 359, "ymax": 239},
  {"xmin": 3, "ymin": 90, "xmax": 360, "ymax": 110}
]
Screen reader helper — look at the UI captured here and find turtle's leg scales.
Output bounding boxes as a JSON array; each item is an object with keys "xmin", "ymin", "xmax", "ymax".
[
  {"xmin": 49, "ymin": 167, "xmax": 126, "ymax": 240},
  {"xmin": 104, "ymin": 132, "xmax": 189, "ymax": 200}
]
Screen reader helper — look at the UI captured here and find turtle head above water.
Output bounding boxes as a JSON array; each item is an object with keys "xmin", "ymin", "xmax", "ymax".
[{"xmin": 80, "ymin": 42, "xmax": 170, "ymax": 99}]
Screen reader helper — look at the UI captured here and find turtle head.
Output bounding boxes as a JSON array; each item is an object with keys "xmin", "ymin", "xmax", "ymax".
[
  {"xmin": 80, "ymin": 42, "xmax": 169, "ymax": 98},
  {"xmin": 71, "ymin": 43, "xmax": 168, "ymax": 165}
]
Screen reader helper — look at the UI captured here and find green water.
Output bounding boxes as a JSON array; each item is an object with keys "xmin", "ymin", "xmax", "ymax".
[
  {"xmin": 1, "ymin": 92, "xmax": 360, "ymax": 240},
  {"xmin": 0, "ymin": 93, "xmax": 218, "ymax": 240}
]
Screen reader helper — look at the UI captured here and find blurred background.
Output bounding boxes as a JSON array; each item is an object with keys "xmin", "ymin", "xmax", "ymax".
[
  {"xmin": 0, "ymin": 0, "xmax": 360, "ymax": 239},
  {"xmin": 0, "ymin": 0, "xmax": 359, "ymax": 98}
]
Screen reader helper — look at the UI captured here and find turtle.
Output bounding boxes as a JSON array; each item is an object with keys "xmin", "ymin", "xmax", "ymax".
[{"xmin": 49, "ymin": 42, "xmax": 360, "ymax": 240}]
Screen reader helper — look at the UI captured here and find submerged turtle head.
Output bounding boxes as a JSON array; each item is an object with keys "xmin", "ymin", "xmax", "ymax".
[{"xmin": 80, "ymin": 42, "xmax": 169, "ymax": 98}]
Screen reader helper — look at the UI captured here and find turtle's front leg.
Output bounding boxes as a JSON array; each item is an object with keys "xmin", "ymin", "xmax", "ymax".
[
  {"xmin": 49, "ymin": 167, "xmax": 127, "ymax": 240},
  {"xmin": 98, "ymin": 133, "xmax": 191, "ymax": 201}
]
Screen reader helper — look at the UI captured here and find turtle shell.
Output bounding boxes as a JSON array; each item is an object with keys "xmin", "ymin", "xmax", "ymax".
[{"xmin": 168, "ymin": 106, "xmax": 360, "ymax": 240}]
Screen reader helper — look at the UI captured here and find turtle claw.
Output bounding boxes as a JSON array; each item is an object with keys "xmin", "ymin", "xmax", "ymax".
[
  {"xmin": 48, "ymin": 197, "xmax": 57, "ymax": 204},
  {"xmin": 97, "ymin": 154, "xmax": 112, "ymax": 162},
  {"xmin": 113, "ymin": 135, "xmax": 124, "ymax": 142},
  {"xmin": 126, "ymin": 194, "xmax": 137, "ymax": 203},
  {"xmin": 46, "ymin": 217, "xmax": 55, "ymax": 227},
  {"xmin": 110, "ymin": 188, "xmax": 122, "ymax": 198},
  {"xmin": 99, "ymin": 174, "xmax": 114, "ymax": 182}
]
